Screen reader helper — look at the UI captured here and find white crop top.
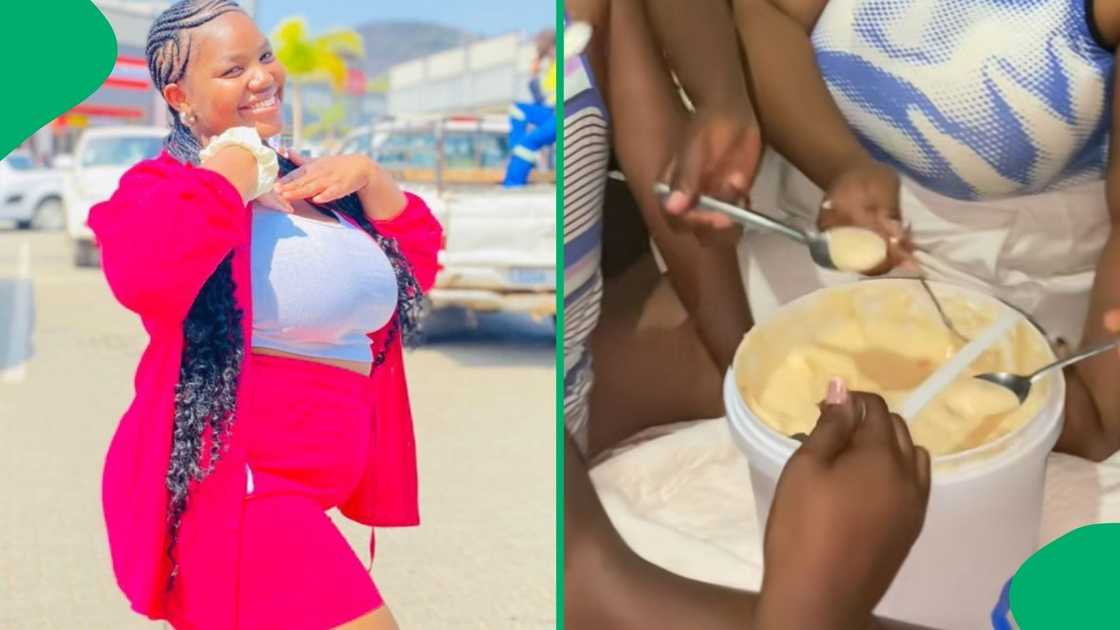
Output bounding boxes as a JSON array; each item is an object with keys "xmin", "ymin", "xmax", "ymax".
[{"xmin": 250, "ymin": 204, "xmax": 398, "ymax": 363}]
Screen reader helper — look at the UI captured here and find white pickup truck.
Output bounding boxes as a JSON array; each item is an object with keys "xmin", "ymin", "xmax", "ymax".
[
  {"xmin": 338, "ymin": 115, "xmax": 556, "ymax": 317},
  {"xmin": 0, "ymin": 152, "xmax": 66, "ymax": 230}
]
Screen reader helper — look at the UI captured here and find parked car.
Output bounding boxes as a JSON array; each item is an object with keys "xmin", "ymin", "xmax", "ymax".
[
  {"xmin": 60, "ymin": 126, "xmax": 166, "ymax": 266},
  {"xmin": 0, "ymin": 151, "xmax": 66, "ymax": 230},
  {"xmin": 337, "ymin": 115, "xmax": 555, "ymax": 317}
]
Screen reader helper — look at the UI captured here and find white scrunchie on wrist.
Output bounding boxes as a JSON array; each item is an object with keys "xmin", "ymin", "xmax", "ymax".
[{"xmin": 198, "ymin": 126, "xmax": 279, "ymax": 200}]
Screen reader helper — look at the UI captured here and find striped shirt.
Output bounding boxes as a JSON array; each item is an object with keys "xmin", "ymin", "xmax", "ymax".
[{"xmin": 563, "ymin": 35, "xmax": 609, "ymax": 453}]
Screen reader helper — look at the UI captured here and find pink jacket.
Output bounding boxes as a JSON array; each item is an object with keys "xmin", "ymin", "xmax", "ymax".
[{"xmin": 89, "ymin": 151, "xmax": 442, "ymax": 622}]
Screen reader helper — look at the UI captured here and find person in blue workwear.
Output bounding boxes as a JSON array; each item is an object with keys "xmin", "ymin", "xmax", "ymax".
[{"xmin": 503, "ymin": 30, "xmax": 556, "ymax": 186}]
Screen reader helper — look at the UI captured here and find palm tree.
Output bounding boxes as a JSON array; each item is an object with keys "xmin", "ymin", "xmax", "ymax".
[
  {"xmin": 302, "ymin": 102, "xmax": 348, "ymax": 144},
  {"xmin": 272, "ymin": 17, "xmax": 364, "ymax": 146}
]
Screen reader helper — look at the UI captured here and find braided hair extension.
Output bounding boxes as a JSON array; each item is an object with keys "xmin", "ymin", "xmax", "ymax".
[{"xmin": 145, "ymin": 0, "xmax": 424, "ymax": 591}]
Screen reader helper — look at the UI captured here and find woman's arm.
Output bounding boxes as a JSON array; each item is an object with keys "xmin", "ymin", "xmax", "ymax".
[
  {"xmin": 608, "ymin": 0, "xmax": 752, "ymax": 370},
  {"xmin": 643, "ymin": 0, "xmax": 750, "ymax": 114},
  {"xmin": 732, "ymin": 0, "xmax": 908, "ymax": 272},
  {"xmin": 733, "ymin": 0, "xmax": 862, "ymax": 187},
  {"xmin": 640, "ymin": 0, "xmax": 762, "ymax": 219},
  {"xmin": 566, "ymin": 407, "xmax": 934, "ymax": 630},
  {"xmin": 1057, "ymin": 54, "xmax": 1120, "ymax": 462},
  {"xmin": 88, "ymin": 147, "xmax": 257, "ymax": 323},
  {"xmin": 564, "ymin": 432, "xmax": 759, "ymax": 629},
  {"xmin": 356, "ymin": 165, "xmax": 409, "ymax": 223}
]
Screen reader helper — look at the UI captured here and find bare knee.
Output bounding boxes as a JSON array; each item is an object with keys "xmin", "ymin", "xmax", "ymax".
[{"xmin": 334, "ymin": 605, "xmax": 399, "ymax": 630}]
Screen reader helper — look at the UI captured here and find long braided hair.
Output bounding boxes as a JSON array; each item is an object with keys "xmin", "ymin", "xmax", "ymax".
[{"xmin": 146, "ymin": 0, "xmax": 425, "ymax": 590}]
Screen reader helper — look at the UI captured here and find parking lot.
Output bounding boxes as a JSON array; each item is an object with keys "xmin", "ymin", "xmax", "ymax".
[{"xmin": 0, "ymin": 227, "xmax": 556, "ymax": 628}]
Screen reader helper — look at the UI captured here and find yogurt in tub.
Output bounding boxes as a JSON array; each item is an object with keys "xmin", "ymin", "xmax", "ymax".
[{"xmin": 725, "ymin": 279, "xmax": 1064, "ymax": 628}]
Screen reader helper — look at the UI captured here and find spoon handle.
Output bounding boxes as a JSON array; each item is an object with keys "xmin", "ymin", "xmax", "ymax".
[
  {"xmin": 1029, "ymin": 337, "xmax": 1120, "ymax": 381},
  {"xmin": 649, "ymin": 182, "xmax": 811, "ymax": 245},
  {"xmin": 900, "ymin": 309, "xmax": 1020, "ymax": 420}
]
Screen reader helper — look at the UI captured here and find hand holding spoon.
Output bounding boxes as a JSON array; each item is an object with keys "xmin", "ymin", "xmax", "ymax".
[{"xmin": 644, "ymin": 180, "xmax": 887, "ymax": 273}]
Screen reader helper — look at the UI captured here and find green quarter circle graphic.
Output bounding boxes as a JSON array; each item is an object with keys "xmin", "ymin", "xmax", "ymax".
[
  {"xmin": 1008, "ymin": 523, "xmax": 1120, "ymax": 628},
  {"xmin": 0, "ymin": 3, "xmax": 118, "ymax": 159}
]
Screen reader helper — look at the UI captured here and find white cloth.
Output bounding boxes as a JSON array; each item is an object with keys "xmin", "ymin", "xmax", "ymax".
[{"xmin": 591, "ymin": 417, "xmax": 1120, "ymax": 592}]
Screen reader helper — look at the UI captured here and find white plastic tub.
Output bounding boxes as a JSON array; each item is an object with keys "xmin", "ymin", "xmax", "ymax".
[{"xmin": 724, "ymin": 281, "xmax": 1065, "ymax": 629}]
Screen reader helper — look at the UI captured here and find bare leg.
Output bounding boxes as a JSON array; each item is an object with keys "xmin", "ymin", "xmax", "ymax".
[
  {"xmin": 566, "ymin": 432, "xmax": 760, "ymax": 628},
  {"xmin": 335, "ymin": 605, "xmax": 399, "ymax": 630},
  {"xmin": 566, "ymin": 432, "xmax": 933, "ymax": 630},
  {"xmin": 588, "ymin": 252, "xmax": 725, "ymax": 456}
]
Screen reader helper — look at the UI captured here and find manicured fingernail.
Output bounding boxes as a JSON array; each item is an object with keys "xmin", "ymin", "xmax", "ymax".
[
  {"xmin": 825, "ymin": 377, "xmax": 848, "ymax": 404},
  {"xmin": 821, "ymin": 198, "xmax": 833, "ymax": 210},
  {"xmin": 666, "ymin": 191, "xmax": 688, "ymax": 213}
]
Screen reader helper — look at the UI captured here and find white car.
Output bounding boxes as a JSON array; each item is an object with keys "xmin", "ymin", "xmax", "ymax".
[
  {"xmin": 0, "ymin": 152, "xmax": 66, "ymax": 230},
  {"xmin": 338, "ymin": 116, "xmax": 556, "ymax": 317},
  {"xmin": 60, "ymin": 126, "xmax": 167, "ymax": 266}
]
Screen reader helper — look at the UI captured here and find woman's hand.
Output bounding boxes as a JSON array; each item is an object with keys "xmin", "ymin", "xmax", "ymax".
[
  {"xmin": 819, "ymin": 160, "xmax": 915, "ymax": 275},
  {"xmin": 274, "ymin": 151, "xmax": 375, "ymax": 204},
  {"xmin": 254, "ymin": 188, "xmax": 295, "ymax": 214},
  {"xmin": 756, "ymin": 382, "xmax": 931, "ymax": 630},
  {"xmin": 275, "ymin": 149, "xmax": 407, "ymax": 221},
  {"xmin": 661, "ymin": 105, "xmax": 763, "ymax": 243}
]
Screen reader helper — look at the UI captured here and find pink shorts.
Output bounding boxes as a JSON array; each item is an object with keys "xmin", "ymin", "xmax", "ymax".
[{"xmin": 173, "ymin": 354, "xmax": 382, "ymax": 629}]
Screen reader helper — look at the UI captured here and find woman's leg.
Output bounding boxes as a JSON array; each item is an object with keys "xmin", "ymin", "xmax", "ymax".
[
  {"xmin": 587, "ymin": 251, "xmax": 725, "ymax": 456},
  {"xmin": 565, "ymin": 432, "xmax": 761, "ymax": 628}
]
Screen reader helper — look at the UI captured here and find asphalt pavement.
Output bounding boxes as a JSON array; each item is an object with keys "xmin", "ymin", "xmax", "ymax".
[{"xmin": 0, "ymin": 227, "xmax": 556, "ymax": 629}]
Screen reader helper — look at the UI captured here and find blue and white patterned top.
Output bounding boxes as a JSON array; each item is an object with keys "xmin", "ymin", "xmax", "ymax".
[{"xmin": 812, "ymin": 0, "xmax": 1115, "ymax": 200}]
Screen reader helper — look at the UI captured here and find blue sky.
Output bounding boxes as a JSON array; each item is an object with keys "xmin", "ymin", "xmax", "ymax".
[{"xmin": 254, "ymin": 0, "xmax": 555, "ymax": 37}]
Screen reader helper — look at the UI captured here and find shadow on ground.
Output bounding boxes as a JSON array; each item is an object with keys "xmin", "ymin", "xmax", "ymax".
[{"xmin": 418, "ymin": 307, "xmax": 554, "ymax": 368}]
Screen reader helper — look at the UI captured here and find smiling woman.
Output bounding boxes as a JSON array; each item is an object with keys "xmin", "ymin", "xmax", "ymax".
[
  {"xmin": 154, "ymin": 7, "xmax": 286, "ymax": 144},
  {"xmin": 86, "ymin": 1, "xmax": 442, "ymax": 629}
]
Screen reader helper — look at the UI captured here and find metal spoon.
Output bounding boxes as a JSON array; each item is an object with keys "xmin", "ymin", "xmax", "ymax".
[
  {"xmin": 975, "ymin": 337, "xmax": 1120, "ymax": 403},
  {"xmin": 645, "ymin": 177, "xmax": 970, "ymax": 341},
  {"xmin": 646, "ymin": 181, "xmax": 841, "ymax": 270},
  {"xmin": 606, "ymin": 171, "xmax": 867, "ymax": 270},
  {"xmin": 623, "ymin": 173, "xmax": 975, "ymax": 344},
  {"xmin": 917, "ymin": 276, "xmax": 970, "ymax": 343}
]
